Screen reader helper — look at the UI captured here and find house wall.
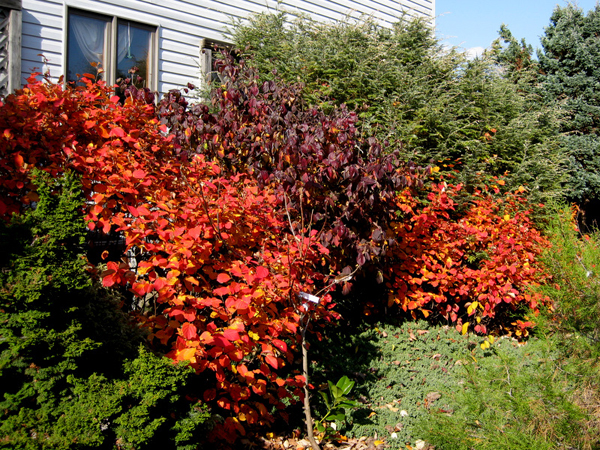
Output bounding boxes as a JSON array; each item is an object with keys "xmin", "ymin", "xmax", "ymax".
[
  {"xmin": 21, "ymin": 0, "xmax": 434, "ymax": 95},
  {"xmin": 0, "ymin": 0, "xmax": 22, "ymax": 96}
]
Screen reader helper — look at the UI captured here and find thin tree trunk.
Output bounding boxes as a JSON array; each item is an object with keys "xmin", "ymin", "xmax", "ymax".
[{"xmin": 302, "ymin": 325, "xmax": 321, "ymax": 450}]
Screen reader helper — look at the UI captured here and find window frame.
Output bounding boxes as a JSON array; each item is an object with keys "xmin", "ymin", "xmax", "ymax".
[
  {"xmin": 199, "ymin": 37, "xmax": 232, "ymax": 87},
  {"xmin": 65, "ymin": 7, "xmax": 158, "ymax": 91}
]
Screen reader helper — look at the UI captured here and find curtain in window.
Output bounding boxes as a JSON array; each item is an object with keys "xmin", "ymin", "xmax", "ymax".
[
  {"xmin": 117, "ymin": 22, "xmax": 130, "ymax": 64},
  {"xmin": 70, "ymin": 14, "xmax": 107, "ymax": 67}
]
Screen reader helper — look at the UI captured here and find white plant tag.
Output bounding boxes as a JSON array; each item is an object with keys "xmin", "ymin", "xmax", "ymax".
[{"xmin": 298, "ymin": 292, "xmax": 320, "ymax": 303}]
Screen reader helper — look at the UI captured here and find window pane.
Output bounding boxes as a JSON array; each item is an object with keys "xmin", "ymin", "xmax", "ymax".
[
  {"xmin": 67, "ymin": 12, "xmax": 109, "ymax": 83},
  {"xmin": 116, "ymin": 21, "xmax": 152, "ymax": 88}
]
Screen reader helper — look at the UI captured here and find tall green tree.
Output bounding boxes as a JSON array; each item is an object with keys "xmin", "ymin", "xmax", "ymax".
[
  {"xmin": 538, "ymin": 3, "xmax": 600, "ymax": 223},
  {"xmin": 232, "ymin": 12, "xmax": 564, "ymax": 205}
]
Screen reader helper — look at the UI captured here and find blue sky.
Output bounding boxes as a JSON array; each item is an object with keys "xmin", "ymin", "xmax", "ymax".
[{"xmin": 435, "ymin": 1, "xmax": 599, "ymax": 58}]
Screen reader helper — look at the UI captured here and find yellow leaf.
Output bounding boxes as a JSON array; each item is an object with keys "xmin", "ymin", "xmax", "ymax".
[
  {"xmin": 248, "ymin": 331, "xmax": 260, "ymax": 341},
  {"xmin": 374, "ymin": 440, "xmax": 385, "ymax": 446},
  {"xmin": 488, "ymin": 335, "xmax": 495, "ymax": 344},
  {"xmin": 467, "ymin": 301, "xmax": 479, "ymax": 315},
  {"xmin": 503, "ymin": 214, "xmax": 510, "ymax": 221},
  {"xmin": 462, "ymin": 322, "xmax": 469, "ymax": 335},
  {"xmin": 480, "ymin": 340, "xmax": 490, "ymax": 350},
  {"xmin": 432, "ymin": 166, "xmax": 440, "ymax": 173}
]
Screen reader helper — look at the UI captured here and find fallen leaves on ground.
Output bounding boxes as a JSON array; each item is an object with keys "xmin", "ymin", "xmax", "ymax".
[{"xmin": 238, "ymin": 434, "xmax": 387, "ymax": 449}]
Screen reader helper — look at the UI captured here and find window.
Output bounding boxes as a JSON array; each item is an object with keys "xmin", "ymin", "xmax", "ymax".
[
  {"xmin": 66, "ymin": 9, "xmax": 156, "ymax": 89},
  {"xmin": 199, "ymin": 38, "xmax": 231, "ymax": 86}
]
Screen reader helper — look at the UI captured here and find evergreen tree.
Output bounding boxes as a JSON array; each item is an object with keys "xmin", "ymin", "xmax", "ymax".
[
  {"xmin": 538, "ymin": 3, "xmax": 600, "ymax": 224},
  {"xmin": 233, "ymin": 12, "xmax": 564, "ymax": 205}
]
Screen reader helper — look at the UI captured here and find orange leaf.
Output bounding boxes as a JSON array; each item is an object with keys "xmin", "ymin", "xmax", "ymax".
[
  {"xmin": 217, "ymin": 273, "xmax": 231, "ymax": 284},
  {"xmin": 178, "ymin": 347, "xmax": 196, "ymax": 362}
]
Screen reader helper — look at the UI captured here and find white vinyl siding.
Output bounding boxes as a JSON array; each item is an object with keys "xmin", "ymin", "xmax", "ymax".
[{"xmin": 21, "ymin": 0, "xmax": 434, "ymax": 95}]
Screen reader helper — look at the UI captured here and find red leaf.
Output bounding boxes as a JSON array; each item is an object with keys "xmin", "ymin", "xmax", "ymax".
[
  {"xmin": 223, "ymin": 328, "xmax": 240, "ymax": 341},
  {"xmin": 132, "ymin": 169, "xmax": 146, "ymax": 179},
  {"xmin": 255, "ymin": 266, "xmax": 269, "ymax": 279},
  {"xmin": 272, "ymin": 339, "xmax": 287, "ymax": 353},
  {"xmin": 189, "ymin": 227, "xmax": 202, "ymax": 239},
  {"xmin": 265, "ymin": 354, "xmax": 279, "ymax": 369},
  {"xmin": 213, "ymin": 286, "xmax": 230, "ymax": 296},
  {"xmin": 153, "ymin": 277, "xmax": 167, "ymax": 291},
  {"xmin": 127, "ymin": 205, "xmax": 139, "ymax": 217},
  {"xmin": 182, "ymin": 310, "xmax": 196, "ymax": 322},
  {"xmin": 213, "ymin": 335, "xmax": 231, "ymax": 348},
  {"xmin": 203, "ymin": 389, "xmax": 216, "ymax": 401},
  {"xmin": 102, "ymin": 272, "xmax": 116, "ymax": 287},
  {"xmin": 182, "ymin": 322, "xmax": 197, "ymax": 340},
  {"xmin": 110, "ymin": 127, "xmax": 126, "ymax": 138}
]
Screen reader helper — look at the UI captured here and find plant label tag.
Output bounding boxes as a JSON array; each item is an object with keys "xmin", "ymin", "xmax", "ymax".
[{"xmin": 298, "ymin": 292, "xmax": 320, "ymax": 303}]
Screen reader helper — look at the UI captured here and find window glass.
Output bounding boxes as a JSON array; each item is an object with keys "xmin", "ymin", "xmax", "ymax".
[
  {"xmin": 67, "ymin": 12, "xmax": 110, "ymax": 83},
  {"xmin": 117, "ymin": 21, "xmax": 152, "ymax": 88}
]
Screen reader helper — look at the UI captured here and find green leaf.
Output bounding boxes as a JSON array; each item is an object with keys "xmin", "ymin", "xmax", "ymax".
[
  {"xmin": 328, "ymin": 380, "xmax": 343, "ymax": 402},
  {"xmin": 328, "ymin": 410, "xmax": 346, "ymax": 422},
  {"xmin": 336, "ymin": 375, "xmax": 355, "ymax": 396},
  {"xmin": 338, "ymin": 400, "xmax": 360, "ymax": 409},
  {"xmin": 319, "ymin": 390, "xmax": 331, "ymax": 409}
]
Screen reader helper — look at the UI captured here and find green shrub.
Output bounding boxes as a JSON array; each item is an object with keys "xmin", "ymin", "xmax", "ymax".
[
  {"xmin": 536, "ymin": 204, "xmax": 600, "ymax": 348},
  {"xmin": 309, "ymin": 320, "xmax": 475, "ymax": 448},
  {"xmin": 0, "ymin": 171, "xmax": 211, "ymax": 449},
  {"xmin": 414, "ymin": 335, "xmax": 599, "ymax": 450}
]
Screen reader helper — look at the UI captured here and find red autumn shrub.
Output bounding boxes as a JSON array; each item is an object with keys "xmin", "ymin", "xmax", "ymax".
[
  {"xmin": 156, "ymin": 55, "xmax": 425, "ymax": 284},
  {"xmin": 0, "ymin": 75, "xmax": 339, "ymax": 440},
  {"xmin": 385, "ymin": 183, "xmax": 551, "ymax": 335},
  {"xmin": 0, "ymin": 74, "xmax": 172, "ymax": 219},
  {"xmin": 99, "ymin": 155, "xmax": 339, "ymax": 440}
]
